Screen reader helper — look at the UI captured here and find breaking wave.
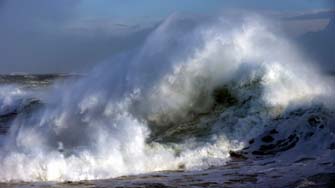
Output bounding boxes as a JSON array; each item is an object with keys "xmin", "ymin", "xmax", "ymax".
[{"xmin": 0, "ymin": 14, "xmax": 334, "ymax": 182}]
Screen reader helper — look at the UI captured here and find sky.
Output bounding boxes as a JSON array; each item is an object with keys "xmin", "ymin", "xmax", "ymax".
[
  {"xmin": 80, "ymin": 0, "xmax": 331, "ymax": 16},
  {"xmin": 0, "ymin": 0, "xmax": 333, "ymax": 74}
]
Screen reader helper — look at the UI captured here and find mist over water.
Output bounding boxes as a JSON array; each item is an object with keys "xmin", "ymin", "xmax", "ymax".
[{"xmin": 0, "ymin": 14, "xmax": 334, "ymax": 182}]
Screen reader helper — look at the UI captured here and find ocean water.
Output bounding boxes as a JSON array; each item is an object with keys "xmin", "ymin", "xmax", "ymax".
[{"xmin": 0, "ymin": 15, "xmax": 334, "ymax": 187}]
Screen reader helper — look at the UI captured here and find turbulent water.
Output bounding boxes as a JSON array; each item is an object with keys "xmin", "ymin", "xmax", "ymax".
[{"xmin": 0, "ymin": 15, "xmax": 334, "ymax": 185}]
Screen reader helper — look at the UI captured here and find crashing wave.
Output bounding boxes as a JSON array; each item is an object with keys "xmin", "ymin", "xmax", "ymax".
[{"xmin": 0, "ymin": 14, "xmax": 334, "ymax": 182}]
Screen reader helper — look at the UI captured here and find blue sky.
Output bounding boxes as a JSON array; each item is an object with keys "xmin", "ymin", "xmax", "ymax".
[
  {"xmin": 79, "ymin": 0, "xmax": 333, "ymax": 23},
  {"xmin": 0, "ymin": 0, "xmax": 333, "ymax": 73}
]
